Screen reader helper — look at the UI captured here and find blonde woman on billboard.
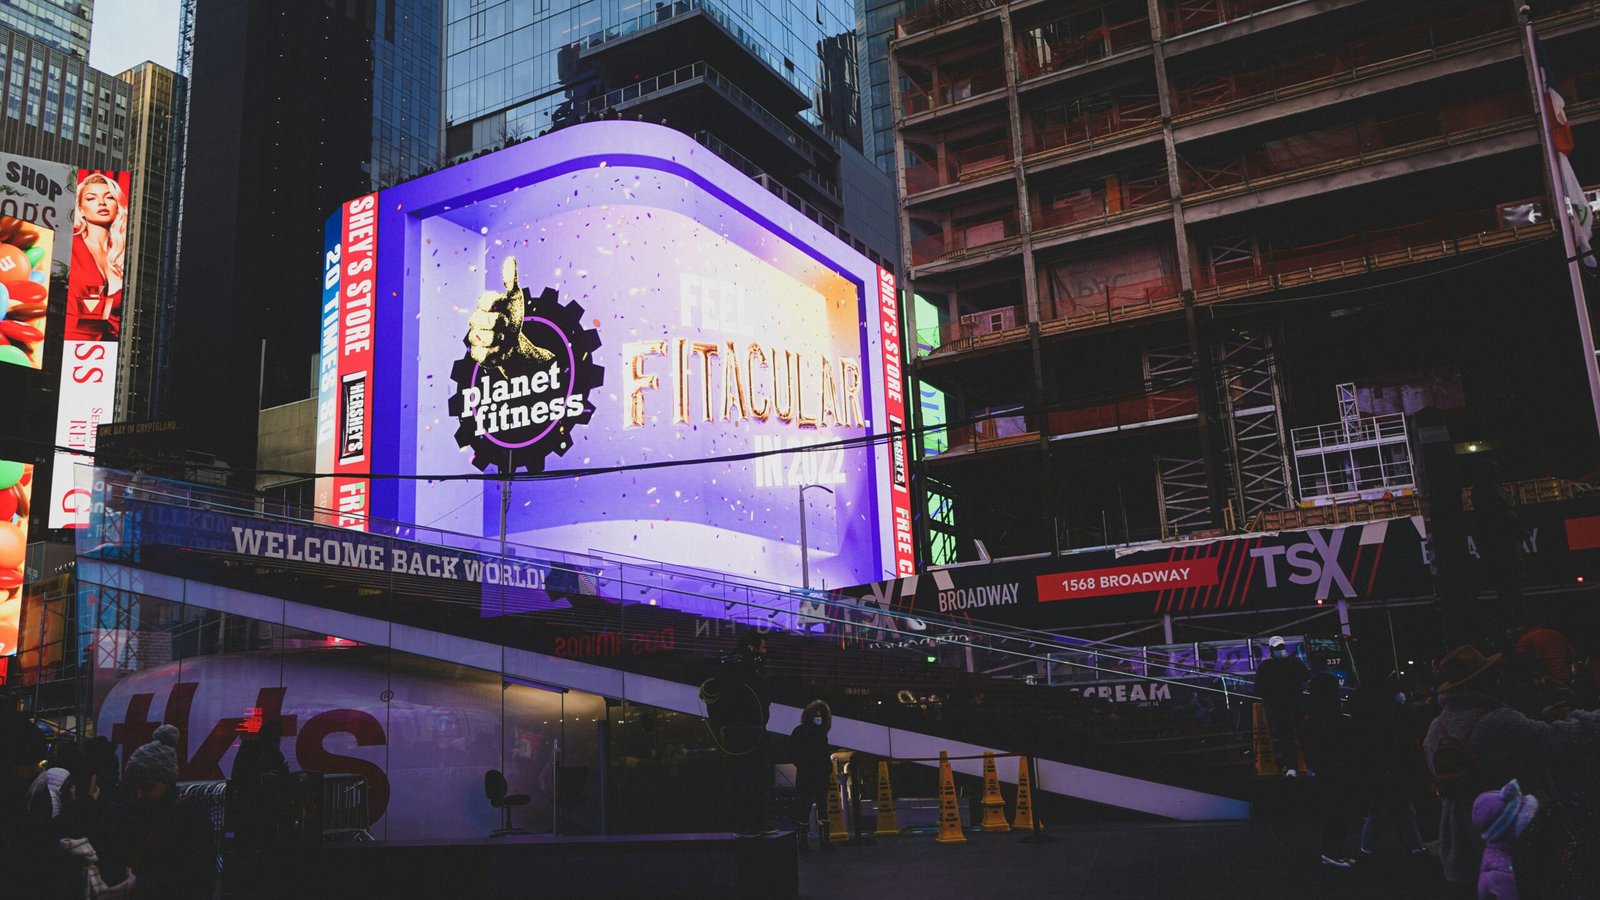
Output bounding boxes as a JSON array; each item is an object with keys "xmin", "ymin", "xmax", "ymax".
[{"xmin": 64, "ymin": 172, "xmax": 127, "ymax": 341}]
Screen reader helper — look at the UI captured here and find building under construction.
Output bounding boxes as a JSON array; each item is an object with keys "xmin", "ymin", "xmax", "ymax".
[{"xmin": 891, "ymin": 0, "xmax": 1600, "ymax": 563}]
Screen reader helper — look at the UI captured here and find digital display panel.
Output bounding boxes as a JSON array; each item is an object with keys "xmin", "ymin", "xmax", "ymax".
[
  {"xmin": 51, "ymin": 169, "xmax": 133, "ymax": 528},
  {"xmin": 0, "ymin": 459, "xmax": 30, "ymax": 654},
  {"xmin": 0, "ymin": 217, "xmax": 52, "ymax": 370},
  {"xmin": 318, "ymin": 122, "xmax": 912, "ymax": 591}
]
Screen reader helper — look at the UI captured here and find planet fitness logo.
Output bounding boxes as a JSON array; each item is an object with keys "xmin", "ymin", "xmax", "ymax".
[{"xmin": 448, "ymin": 255, "xmax": 603, "ymax": 473}]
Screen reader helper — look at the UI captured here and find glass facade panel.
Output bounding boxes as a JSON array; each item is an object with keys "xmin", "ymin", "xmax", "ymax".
[
  {"xmin": 373, "ymin": 0, "xmax": 442, "ymax": 186},
  {"xmin": 74, "ymin": 581, "xmax": 661, "ymax": 842},
  {"xmin": 0, "ymin": 0, "xmax": 93, "ymax": 58},
  {"xmin": 444, "ymin": 0, "xmax": 860, "ymax": 145}
]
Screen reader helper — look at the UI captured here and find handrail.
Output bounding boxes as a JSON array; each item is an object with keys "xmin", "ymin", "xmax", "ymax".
[
  {"xmin": 1170, "ymin": 4, "xmax": 1511, "ymax": 119},
  {"xmin": 575, "ymin": 0, "xmax": 839, "ymax": 144},
  {"xmin": 897, "ymin": 0, "xmax": 1000, "ymax": 37},
  {"xmin": 82, "ymin": 467, "xmax": 1260, "ymax": 697},
  {"xmin": 581, "ymin": 61, "xmax": 822, "ymax": 167}
]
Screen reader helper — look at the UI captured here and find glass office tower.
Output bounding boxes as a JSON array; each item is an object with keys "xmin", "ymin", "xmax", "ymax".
[
  {"xmin": 0, "ymin": 0, "xmax": 92, "ymax": 58},
  {"xmin": 443, "ymin": 0, "xmax": 862, "ymax": 154}
]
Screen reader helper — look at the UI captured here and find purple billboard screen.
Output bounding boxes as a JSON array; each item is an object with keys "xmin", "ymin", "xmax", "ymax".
[{"xmin": 321, "ymin": 123, "xmax": 902, "ymax": 592}]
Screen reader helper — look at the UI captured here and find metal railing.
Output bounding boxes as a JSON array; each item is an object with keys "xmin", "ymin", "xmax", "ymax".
[
  {"xmin": 1178, "ymin": 91, "xmax": 1531, "ymax": 198},
  {"xmin": 581, "ymin": 61, "xmax": 822, "ymax": 167},
  {"xmin": 1024, "ymin": 94, "xmax": 1161, "ymax": 157},
  {"xmin": 901, "ymin": 65, "xmax": 1009, "ymax": 116},
  {"xmin": 77, "ymin": 467, "xmax": 1259, "ymax": 699},
  {"xmin": 578, "ymin": 0, "xmax": 815, "ymax": 126},
  {"xmin": 1170, "ymin": 4, "xmax": 1510, "ymax": 118},
  {"xmin": 909, "ymin": 210, "xmax": 1020, "ymax": 266},
  {"xmin": 1016, "ymin": 17, "xmax": 1151, "ymax": 80},
  {"xmin": 897, "ymin": 0, "xmax": 1000, "ymax": 37}
]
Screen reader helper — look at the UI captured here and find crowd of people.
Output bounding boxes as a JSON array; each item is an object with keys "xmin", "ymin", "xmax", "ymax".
[
  {"xmin": 0, "ymin": 718, "xmax": 214, "ymax": 899},
  {"xmin": 1256, "ymin": 619, "xmax": 1600, "ymax": 898},
  {"xmin": 0, "ymin": 709, "xmax": 298, "ymax": 899}
]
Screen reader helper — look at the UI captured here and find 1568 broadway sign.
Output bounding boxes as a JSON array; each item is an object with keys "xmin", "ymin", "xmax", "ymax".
[{"xmin": 842, "ymin": 517, "xmax": 1436, "ymax": 628}]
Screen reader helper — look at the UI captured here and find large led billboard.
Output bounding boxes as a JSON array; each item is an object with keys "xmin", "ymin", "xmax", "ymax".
[
  {"xmin": 1, "ymin": 155, "xmax": 75, "ymax": 647},
  {"xmin": 318, "ymin": 122, "xmax": 913, "ymax": 589},
  {"xmin": 51, "ymin": 170, "xmax": 132, "ymax": 528},
  {"xmin": 0, "ymin": 156, "xmax": 73, "ymax": 373}
]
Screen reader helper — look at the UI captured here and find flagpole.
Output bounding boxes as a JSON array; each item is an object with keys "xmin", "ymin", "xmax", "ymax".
[{"xmin": 1521, "ymin": 5, "xmax": 1600, "ymax": 440}]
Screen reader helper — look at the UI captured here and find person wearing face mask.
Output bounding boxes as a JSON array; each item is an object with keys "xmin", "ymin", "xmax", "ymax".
[
  {"xmin": 1255, "ymin": 636, "xmax": 1311, "ymax": 776},
  {"xmin": 702, "ymin": 633, "xmax": 775, "ymax": 837},
  {"xmin": 90, "ymin": 727, "xmax": 215, "ymax": 900},
  {"xmin": 789, "ymin": 700, "xmax": 835, "ymax": 851}
]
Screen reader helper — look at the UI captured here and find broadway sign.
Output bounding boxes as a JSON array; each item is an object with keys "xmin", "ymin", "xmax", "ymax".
[
  {"xmin": 846, "ymin": 500, "xmax": 1600, "ymax": 629},
  {"xmin": 842, "ymin": 516, "xmax": 1436, "ymax": 629}
]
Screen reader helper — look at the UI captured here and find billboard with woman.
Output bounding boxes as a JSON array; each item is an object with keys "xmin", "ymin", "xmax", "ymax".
[{"xmin": 50, "ymin": 169, "xmax": 133, "ymax": 528}]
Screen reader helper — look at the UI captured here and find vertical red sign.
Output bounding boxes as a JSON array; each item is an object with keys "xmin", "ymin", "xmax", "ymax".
[
  {"xmin": 333, "ymin": 194, "xmax": 378, "ymax": 530},
  {"xmin": 876, "ymin": 266, "xmax": 915, "ymax": 577}
]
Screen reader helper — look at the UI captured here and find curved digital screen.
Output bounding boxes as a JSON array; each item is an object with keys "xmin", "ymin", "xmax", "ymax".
[{"xmin": 319, "ymin": 122, "xmax": 911, "ymax": 591}]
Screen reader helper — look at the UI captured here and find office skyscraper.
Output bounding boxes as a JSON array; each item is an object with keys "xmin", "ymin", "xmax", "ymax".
[
  {"xmin": 115, "ymin": 61, "xmax": 181, "ymax": 422},
  {"xmin": 0, "ymin": 0, "xmax": 93, "ymax": 58},
  {"xmin": 0, "ymin": 20, "xmax": 129, "ymax": 170},
  {"xmin": 443, "ymin": 0, "xmax": 862, "ymax": 155},
  {"xmin": 169, "ymin": 0, "xmax": 442, "ymax": 475},
  {"xmin": 441, "ymin": 0, "xmax": 895, "ymax": 271}
]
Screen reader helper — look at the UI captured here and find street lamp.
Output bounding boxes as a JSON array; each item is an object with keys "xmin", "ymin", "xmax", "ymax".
[{"xmin": 798, "ymin": 483, "xmax": 834, "ymax": 590}]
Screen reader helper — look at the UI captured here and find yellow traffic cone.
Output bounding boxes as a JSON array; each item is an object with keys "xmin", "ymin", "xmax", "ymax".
[
  {"xmin": 1011, "ymin": 756, "xmax": 1036, "ymax": 831},
  {"xmin": 979, "ymin": 751, "xmax": 1011, "ymax": 832},
  {"xmin": 934, "ymin": 751, "xmax": 966, "ymax": 844},
  {"xmin": 874, "ymin": 760, "xmax": 901, "ymax": 836},
  {"xmin": 826, "ymin": 759, "xmax": 850, "ymax": 842}
]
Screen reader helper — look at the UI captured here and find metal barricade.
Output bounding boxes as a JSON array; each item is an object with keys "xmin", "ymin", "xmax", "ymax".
[
  {"xmin": 320, "ymin": 773, "xmax": 374, "ymax": 841},
  {"xmin": 177, "ymin": 780, "xmax": 230, "ymax": 875}
]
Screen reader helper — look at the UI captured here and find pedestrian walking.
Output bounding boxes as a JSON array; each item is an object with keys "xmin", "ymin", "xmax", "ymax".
[
  {"xmin": 1255, "ymin": 636, "xmax": 1310, "ymax": 775},
  {"xmin": 1301, "ymin": 672, "xmax": 1357, "ymax": 868},
  {"xmin": 789, "ymin": 700, "xmax": 835, "ymax": 850}
]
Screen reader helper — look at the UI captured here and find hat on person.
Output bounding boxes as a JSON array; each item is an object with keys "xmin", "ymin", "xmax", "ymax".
[
  {"xmin": 1268, "ymin": 636, "xmax": 1286, "ymax": 649},
  {"xmin": 124, "ymin": 739, "xmax": 178, "ymax": 788},
  {"xmin": 152, "ymin": 724, "xmax": 181, "ymax": 749},
  {"xmin": 1436, "ymin": 644, "xmax": 1503, "ymax": 693},
  {"xmin": 1473, "ymin": 779, "xmax": 1540, "ymax": 843}
]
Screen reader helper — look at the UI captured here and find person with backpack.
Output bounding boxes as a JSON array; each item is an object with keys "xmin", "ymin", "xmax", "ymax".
[
  {"xmin": 700, "ymin": 633, "xmax": 775, "ymax": 836},
  {"xmin": 1424, "ymin": 645, "xmax": 1600, "ymax": 891}
]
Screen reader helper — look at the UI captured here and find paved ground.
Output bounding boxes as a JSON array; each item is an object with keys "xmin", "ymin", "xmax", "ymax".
[{"xmin": 798, "ymin": 822, "xmax": 1454, "ymax": 899}]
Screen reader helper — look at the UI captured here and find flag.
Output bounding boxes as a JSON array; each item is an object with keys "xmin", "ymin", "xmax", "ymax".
[{"xmin": 1536, "ymin": 35, "xmax": 1594, "ymax": 269}]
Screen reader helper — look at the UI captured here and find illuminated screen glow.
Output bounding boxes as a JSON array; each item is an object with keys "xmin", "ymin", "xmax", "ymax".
[
  {"xmin": 320, "ymin": 122, "xmax": 909, "ymax": 591},
  {"xmin": 52, "ymin": 169, "xmax": 133, "ymax": 529}
]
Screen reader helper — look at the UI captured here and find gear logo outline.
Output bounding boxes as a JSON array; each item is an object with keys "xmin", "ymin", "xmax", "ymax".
[{"xmin": 448, "ymin": 267, "xmax": 603, "ymax": 474}]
